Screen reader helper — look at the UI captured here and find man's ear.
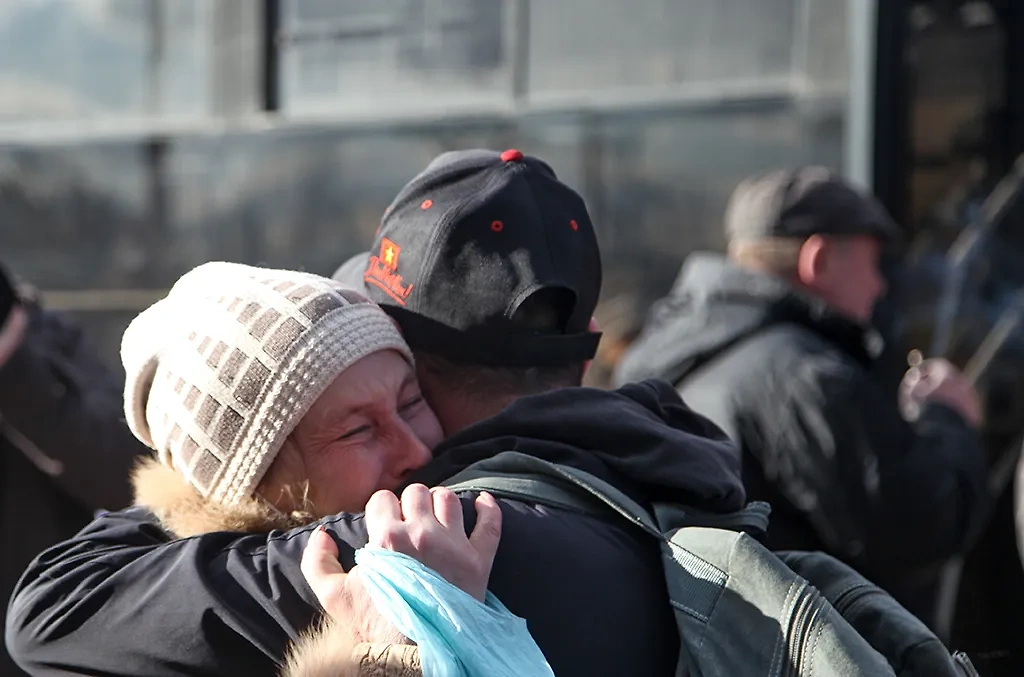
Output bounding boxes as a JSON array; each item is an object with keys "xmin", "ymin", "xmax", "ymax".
[{"xmin": 796, "ymin": 234, "xmax": 829, "ymax": 286}]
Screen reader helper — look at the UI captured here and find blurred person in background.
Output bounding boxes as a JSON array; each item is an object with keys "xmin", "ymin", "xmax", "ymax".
[
  {"xmin": 615, "ymin": 167, "xmax": 990, "ymax": 626},
  {"xmin": 0, "ymin": 262, "xmax": 149, "ymax": 677},
  {"xmin": 581, "ymin": 293, "xmax": 645, "ymax": 389}
]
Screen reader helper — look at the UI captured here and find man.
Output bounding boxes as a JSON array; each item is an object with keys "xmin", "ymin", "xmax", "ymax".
[
  {"xmin": 614, "ymin": 167, "xmax": 990, "ymax": 624},
  {"xmin": 0, "ymin": 263, "xmax": 150, "ymax": 676},
  {"xmin": 7, "ymin": 149, "xmax": 745, "ymax": 676}
]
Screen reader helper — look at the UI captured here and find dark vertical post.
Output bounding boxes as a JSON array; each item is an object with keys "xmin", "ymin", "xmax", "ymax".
[
  {"xmin": 142, "ymin": 138, "xmax": 171, "ymax": 285},
  {"xmin": 145, "ymin": 0, "xmax": 165, "ymax": 116},
  {"xmin": 262, "ymin": 0, "xmax": 281, "ymax": 112},
  {"xmin": 1001, "ymin": 0, "xmax": 1024, "ymax": 169},
  {"xmin": 872, "ymin": 0, "xmax": 911, "ymax": 227}
]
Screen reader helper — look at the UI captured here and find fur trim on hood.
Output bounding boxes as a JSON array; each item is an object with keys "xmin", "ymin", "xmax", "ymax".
[
  {"xmin": 131, "ymin": 457, "xmax": 315, "ymax": 537},
  {"xmin": 282, "ymin": 620, "xmax": 421, "ymax": 677}
]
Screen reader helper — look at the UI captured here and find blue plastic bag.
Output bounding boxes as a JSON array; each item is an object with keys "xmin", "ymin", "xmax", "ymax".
[{"xmin": 354, "ymin": 546, "xmax": 555, "ymax": 677}]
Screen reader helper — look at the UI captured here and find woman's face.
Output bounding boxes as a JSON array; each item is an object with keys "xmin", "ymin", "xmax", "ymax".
[{"xmin": 261, "ymin": 350, "xmax": 442, "ymax": 515}]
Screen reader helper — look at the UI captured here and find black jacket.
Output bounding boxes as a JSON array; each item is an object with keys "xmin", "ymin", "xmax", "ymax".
[
  {"xmin": 614, "ymin": 254, "xmax": 990, "ymax": 623},
  {"xmin": 1, "ymin": 300, "xmax": 148, "ymax": 677},
  {"xmin": 6, "ymin": 379, "xmax": 745, "ymax": 677}
]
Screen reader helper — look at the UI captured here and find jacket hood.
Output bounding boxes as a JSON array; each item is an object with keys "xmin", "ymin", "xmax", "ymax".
[
  {"xmin": 410, "ymin": 378, "xmax": 746, "ymax": 513},
  {"xmin": 614, "ymin": 253, "xmax": 879, "ymax": 387}
]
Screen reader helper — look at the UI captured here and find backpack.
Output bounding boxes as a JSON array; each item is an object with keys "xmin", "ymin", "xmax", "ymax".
[{"xmin": 443, "ymin": 451, "xmax": 980, "ymax": 677}]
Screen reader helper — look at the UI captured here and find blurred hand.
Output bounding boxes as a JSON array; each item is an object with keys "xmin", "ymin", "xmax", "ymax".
[
  {"xmin": 0, "ymin": 305, "xmax": 26, "ymax": 370},
  {"xmin": 300, "ymin": 485, "xmax": 502, "ymax": 641},
  {"xmin": 900, "ymin": 358, "xmax": 983, "ymax": 427}
]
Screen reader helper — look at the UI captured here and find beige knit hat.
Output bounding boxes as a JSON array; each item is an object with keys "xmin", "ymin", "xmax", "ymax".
[{"xmin": 121, "ymin": 262, "xmax": 412, "ymax": 506}]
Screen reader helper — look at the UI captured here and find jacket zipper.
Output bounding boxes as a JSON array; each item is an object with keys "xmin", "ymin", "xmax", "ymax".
[{"xmin": 785, "ymin": 584, "xmax": 825, "ymax": 676}]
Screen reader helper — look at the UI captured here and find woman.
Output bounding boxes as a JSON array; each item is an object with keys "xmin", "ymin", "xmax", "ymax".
[
  {"xmin": 121, "ymin": 261, "xmax": 444, "ymax": 536},
  {"xmin": 124, "ymin": 261, "xmax": 529, "ymax": 677}
]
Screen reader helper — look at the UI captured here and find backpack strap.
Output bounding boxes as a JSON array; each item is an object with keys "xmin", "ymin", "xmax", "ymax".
[
  {"xmin": 444, "ymin": 472, "xmax": 609, "ymax": 520},
  {"xmin": 443, "ymin": 451, "xmax": 770, "ymax": 538},
  {"xmin": 443, "ymin": 451, "xmax": 662, "ymax": 538}
]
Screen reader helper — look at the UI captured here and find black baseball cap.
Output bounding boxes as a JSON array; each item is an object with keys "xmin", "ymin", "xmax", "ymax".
[
  {"xmin": 353, "ymin": 149, "xmax": 602, "ymax": 367},
  {"xmin": 724, "ymin": 167, "xmax": 902, "ymax": 244},
  {"xmin": 332, "ymin": 252, "xmax": 370, "ymax": 291}
]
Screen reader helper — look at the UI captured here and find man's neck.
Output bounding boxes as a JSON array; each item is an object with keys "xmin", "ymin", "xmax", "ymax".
[{"xmin": 435, "ymin": 393, "xmax": 518, "ymax": 437}]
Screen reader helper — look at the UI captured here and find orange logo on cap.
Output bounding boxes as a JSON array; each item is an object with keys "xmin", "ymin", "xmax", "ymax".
[
  {"xmin": 365, "ymin": 237, "xmax": 414, "ymax": 305},
  {"xmin": 380, "ymin": 239, "xmax": 400, "ymax": 270}
]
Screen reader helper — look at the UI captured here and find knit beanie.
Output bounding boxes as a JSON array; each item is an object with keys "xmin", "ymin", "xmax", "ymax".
[{"xmin": 121, "ymin": 262, "xmax": 413, "ymax": 506}]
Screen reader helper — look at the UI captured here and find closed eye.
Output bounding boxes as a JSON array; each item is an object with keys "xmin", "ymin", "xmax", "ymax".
[
  {"xmin": 399, "ymin": 395, "xmax": 424, "ymax": 412},
  {"xmin": 336, "ymin": 424, "xmax": 372, "ymax": 441}
]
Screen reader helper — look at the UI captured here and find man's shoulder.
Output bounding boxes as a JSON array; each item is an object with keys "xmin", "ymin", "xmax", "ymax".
[
  {"xmin": 747, "ymin": 322, "xmax": 844, "ymax": 356},
  {"xmin": 681, "ymin": 322, "xmax": 866, "ymax": 428},
  {"xmin": 732, "ymin": 323, "xmax": 865, "ymax": 381},
  {"xmin": 451, "ymin": 486, "xmax": 659, "ymax": 598},
  {"xmin": 688, "ymin": 322, "xmax": 848, "ymax": 391},
  {"xmin": 476, "ymin": 495, "xmax": 678, "ymax": 676}
]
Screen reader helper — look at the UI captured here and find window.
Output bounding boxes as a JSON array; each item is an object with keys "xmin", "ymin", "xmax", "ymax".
[
  {"xmin": 0, "ymin": 0, "xmax": 254, "ymax": 124},
  {"xmin": 527, "ymin": 0, "xmax": 801, "ymax": 96},
  {"xmin": 280, "ymin": 0, "xmax": 511, "ymax": 114},
  {"xmin": 0, "ymin": 0, "xmax": 148, "ymax": 120}
]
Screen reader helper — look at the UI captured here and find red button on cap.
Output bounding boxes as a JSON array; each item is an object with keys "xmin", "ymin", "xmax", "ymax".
[{"xmin": 500, "ymin": 149, "xmax": 523, "ymax": 162}]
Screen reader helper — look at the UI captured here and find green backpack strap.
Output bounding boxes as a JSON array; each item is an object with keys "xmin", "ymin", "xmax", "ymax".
[
  {"xmin": 444, "ymin": 472, "xmax": 609, "ymax": 520},
  {"xmin": 443, "ymin": 450, "xmax": 771, "ymax": 537},
  {"xmin": 442, "ymin": 451, "xmax": 662, "ymax": 538}
]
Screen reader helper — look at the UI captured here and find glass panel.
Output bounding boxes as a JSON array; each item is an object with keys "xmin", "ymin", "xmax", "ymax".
[
  {"xmin": 0, "ymin": 0, "xmax": 221, "ymax": 122},
  {"xmin": 0, "ymin": 0, "xmax": 148, "ymax": 120},
  {"xmin": 157, "ymin": 0, "xmax": 212, "ymax": 117},
  {"xmin": 280, "ymin": 0, "xmax": 511, "ymax": 114},
  {"xmin": 527, "ymin": 0, "xmax": 799, "ymax": 95},
  {"xmin": 797, "ymin": 0, "xmax": 849, "ymax": 88},
  {"xmin": 287, "ymin": 0, "xmax": 395, "ymax": 26}
]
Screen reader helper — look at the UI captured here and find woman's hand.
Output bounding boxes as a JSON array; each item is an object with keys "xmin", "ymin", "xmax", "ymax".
[
  {"xmin": 300, "ymin": 485, "xmax": 502, "ymax": 640},
  {"xmin": 365, "ymin": 485, "xmax": 501, "ymax": 603},
  {"xmin": 302, "ymin": 528, "xmax": 409, "ymax": 645}
]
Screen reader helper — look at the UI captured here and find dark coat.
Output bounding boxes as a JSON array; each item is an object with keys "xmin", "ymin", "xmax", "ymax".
[
  {"xmin": 1, "ymin": 300, "xmax": 148, "ymax": 676},
  {"xmin": 615, "ymin": 254, "xmax": 991, "ymax": 624},
  {"xmin": 5, "ymin": 380, "xmax": 745, "ymax": 677}
]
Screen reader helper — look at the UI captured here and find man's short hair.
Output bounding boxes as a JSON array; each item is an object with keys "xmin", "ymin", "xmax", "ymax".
[
  {"xmin": 727, "ymin": 237, "xmax": 805, "ymax": 279},
  {"xmin": 724, "ymin": 167, "xmax": 901, "ymax": 244},
  {"xmin": 414, "ymin": 288, "xmax": 585, "ymax": 396},
  {"xmin": 728, "ymin": 235, "xmax": 861, "ymax": 280}
]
